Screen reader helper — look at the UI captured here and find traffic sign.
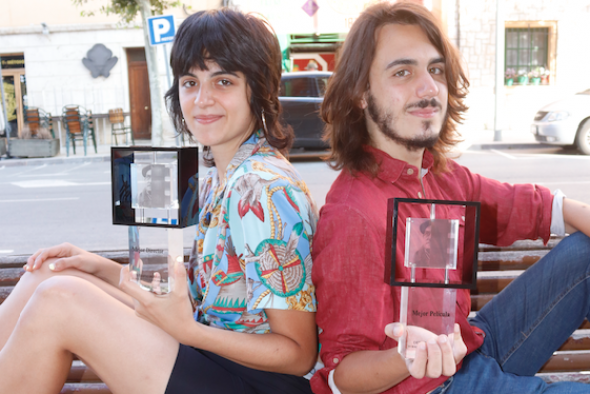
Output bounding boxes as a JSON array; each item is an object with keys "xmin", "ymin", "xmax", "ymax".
[{"xmin": 147, "ymin": 15, "xmax": 175, "ymax": 46}]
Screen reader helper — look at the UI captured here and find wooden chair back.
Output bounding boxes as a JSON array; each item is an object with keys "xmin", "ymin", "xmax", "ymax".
[
  {"xmin": 108, "ymin": 108, "xmax": 125, "ymax": 125},
  {"xmin": 25, "ymin": 109, "xmax": 41, "ymax": 134},
  {"xmin": 64, "ymin": 107, "xmax": 83, "ymax": 134}
]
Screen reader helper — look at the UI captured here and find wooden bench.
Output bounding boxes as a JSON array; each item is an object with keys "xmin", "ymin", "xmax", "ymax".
[{"xmin": 1, "ymin": 238, "xmax": 589, "ymax": 392}]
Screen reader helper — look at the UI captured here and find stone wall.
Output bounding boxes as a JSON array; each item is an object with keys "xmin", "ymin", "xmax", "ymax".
[{"xmin": 454, "ymin": 0, "xmax": 590, "ymax": 137}]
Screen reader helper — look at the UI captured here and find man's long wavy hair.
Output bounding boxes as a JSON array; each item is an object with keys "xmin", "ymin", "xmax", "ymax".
[
  {"xmin": 322, "ymin": 1, "xmax": 469, "ymax": 176},
  {"xmin": 166, "ymin": 9, "xmax": 293, "ymax": 167}
]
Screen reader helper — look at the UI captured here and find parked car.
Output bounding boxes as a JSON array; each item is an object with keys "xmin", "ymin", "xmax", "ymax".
[
  {"xmin": 530, "ymin": 89, "xmax": 590, "ymax": 155},
  {"xmin": 279, "ymin": 71, "xmax": 332, "ymax": 149}
]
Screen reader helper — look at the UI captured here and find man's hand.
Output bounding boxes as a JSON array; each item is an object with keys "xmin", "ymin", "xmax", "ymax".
[
  {"xmin": 385, "ymin": 323, "xmax": 467, "ymax": 379},
  {"xmin": 119, "ymin": 259, "xmax": 196, "ymax": 343}
]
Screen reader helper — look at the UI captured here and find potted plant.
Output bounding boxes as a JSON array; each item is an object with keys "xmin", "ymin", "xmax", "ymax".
[
  {"xmin": 529, "ymin": 68, "xmax": 542, "ymax": 85},
  {"xmin": 517, "ymin": 69, "xmax": 529, "ymax": 85},
  {"xmin": 505, "ymin": 68, "xmax": 515, "ymax": 86},
  {"xmin": 540, "ymin": 67, "xmax": 550, "ymax": 84}
]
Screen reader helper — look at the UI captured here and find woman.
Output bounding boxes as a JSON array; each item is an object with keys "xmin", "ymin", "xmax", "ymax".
[{"xmin": 0, "ymin": 9, "xmax": 318, "ymax": 394}]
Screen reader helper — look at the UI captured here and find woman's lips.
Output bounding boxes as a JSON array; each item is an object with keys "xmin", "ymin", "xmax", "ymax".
[
  {"xmin": 408, "ymin": 109, "xmax": 439, "ymax": 118},
  {"xmin": 195, "ymin": 115, "xmax": 222, "ymax": 124}
]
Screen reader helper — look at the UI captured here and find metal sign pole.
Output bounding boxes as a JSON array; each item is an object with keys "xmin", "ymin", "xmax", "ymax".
[
  {"xmin": 162, "ymin": 43, "xmax": 180, "ymax": 147},
  {"xmin": 0, "ymin": 56, "xmax": 12, "ymax": 154}
]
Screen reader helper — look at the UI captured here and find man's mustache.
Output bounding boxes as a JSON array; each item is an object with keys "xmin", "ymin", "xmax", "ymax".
[{"xmin": 405, "ymin": 98, "xmax": 442, "ymax": 111}]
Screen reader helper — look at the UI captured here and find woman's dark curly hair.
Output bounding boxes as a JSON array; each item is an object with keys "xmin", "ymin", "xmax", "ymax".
[{"xmin": 165, "ymin": 8, "xmax": 293, "ymax": 167}]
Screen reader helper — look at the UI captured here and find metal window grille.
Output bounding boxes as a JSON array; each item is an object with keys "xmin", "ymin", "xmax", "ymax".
[{"xmin": 505, "ymin": 27, "xmax": 549, "ymax": 85}]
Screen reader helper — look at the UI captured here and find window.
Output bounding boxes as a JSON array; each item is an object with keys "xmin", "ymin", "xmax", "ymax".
[
  {"xmin": 504, "ymin": 22, "xmax": 556, "ymax": 86},
  {"xmin": 279, "ymin": 77, "xmax": 317, "ymax": 97}
]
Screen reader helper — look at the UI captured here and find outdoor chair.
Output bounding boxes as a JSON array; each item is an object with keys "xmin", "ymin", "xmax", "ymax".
[
  {"xmin": 25, "ymin": 107, "xmax": 55, "ymax": 139},
  {"xmin": 108, "ymin": 108, "xmax": 134, "ymax": 146},
  {"xmin": 62, "ymin": 105, "xmax": 97, "ymax": 156}
]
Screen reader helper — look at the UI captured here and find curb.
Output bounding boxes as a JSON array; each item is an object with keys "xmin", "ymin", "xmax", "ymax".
[
  {"xmin": 467, "ymin": 142, "xmax": 544, "ymax": 151},
  {"xmin": 0, "ymin": 154, "xmax": 110, "ymax": 168}
]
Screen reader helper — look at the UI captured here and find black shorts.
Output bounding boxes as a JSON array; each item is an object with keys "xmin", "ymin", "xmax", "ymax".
[{"xmin": 165, "ymin": 344, "xmax": 314, "ymax": 394}]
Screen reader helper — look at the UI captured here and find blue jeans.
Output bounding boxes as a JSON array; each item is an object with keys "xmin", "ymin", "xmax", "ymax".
[{"xmin": 432, "ymin": 232, "xmax": 590, "ymax": 393}]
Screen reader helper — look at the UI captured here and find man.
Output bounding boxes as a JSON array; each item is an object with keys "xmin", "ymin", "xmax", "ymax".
[{"xmin": 310, "ymin": 2, "xmax": 590, "ymax": 394}]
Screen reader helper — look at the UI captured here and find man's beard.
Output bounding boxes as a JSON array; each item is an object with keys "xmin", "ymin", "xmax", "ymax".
[{"xmin": 366, "ymin": 92, "xmax": 441, "ymax": 152}]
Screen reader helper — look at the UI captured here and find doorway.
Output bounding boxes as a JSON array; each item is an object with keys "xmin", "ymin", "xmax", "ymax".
[
  {"xmin": 126, "ymin": 48, "xmax": 152, "ymax": 140},
  {"xmin": 1, "ymin": 54, "xmax": 27, "ymax": 138}
]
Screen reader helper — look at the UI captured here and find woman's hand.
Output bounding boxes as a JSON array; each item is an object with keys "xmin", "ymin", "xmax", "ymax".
[
  {"xmin": 26, "ymin": 242, "xmax": 102, "ymax": 275},
  {"xmin": 25, "ymin": 242, "xmax": 123, "ymax": 287},
  {"xmin": 385, "ymin": 323, "xmax": 467, "ymax": 379},
  {"xmin": 119, "ymin": 259, "xmax": 195, "ymax": 342}
]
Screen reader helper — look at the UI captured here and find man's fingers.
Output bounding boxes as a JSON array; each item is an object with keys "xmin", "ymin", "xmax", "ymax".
[
  {"xmin": 408, "ymin": 342, "xmax": 427, "ymax": 379},
  {"xmin": 425, "ymin": 339, "xmax": 442, "ymax": 378},
  {"xmin": 384, "ymin": 322, "xmax": 405, "ymax": 340},
  {"xmin": 452, "ymin": 323, "xmax": 468, "ymax": 363},
  {"xmin": 439, "ymin": 335, "xmax": 456, "ymax": 376}
]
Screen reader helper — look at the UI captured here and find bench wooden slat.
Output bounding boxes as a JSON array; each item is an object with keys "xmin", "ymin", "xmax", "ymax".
[
  {"xmin": 61, "ymin": 383, "xmax": 111, "ymax": 394},
  {"xmin": 540, "ymin": 351, "xmax": 590, "ymax": 373},
  {"xmin": 67, "ymin": 362, "xmax": 102, "ymax": 383}
]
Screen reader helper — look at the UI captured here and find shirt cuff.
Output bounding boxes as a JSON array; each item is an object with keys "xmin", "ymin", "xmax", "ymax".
[
  {"xmin": 550, "ymin": 189, "xmax": 566, "ymax": 236},
  {"xmin": 328, "ymin": 369, "xmax": 343, "ymax": 394}
]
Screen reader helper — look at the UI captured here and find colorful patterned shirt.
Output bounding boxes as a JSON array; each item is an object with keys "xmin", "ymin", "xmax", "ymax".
[{"xmin": 188, "ymin": 131, "xmax": 318, "ymax": 334}]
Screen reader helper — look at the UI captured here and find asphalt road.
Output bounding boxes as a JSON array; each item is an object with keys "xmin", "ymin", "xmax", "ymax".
[{"xmin": 0, "ymin": 146, "xmax": 588, "ymax": 256}]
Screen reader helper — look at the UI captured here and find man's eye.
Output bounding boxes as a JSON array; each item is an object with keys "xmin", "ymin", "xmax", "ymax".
[
  {"xmin": 395, "ymin": 70, "xmax": 410, "ymax": 77},
  {"xmin": 430, "ymin": 67, "xmax": 444, "ymax": 75}
]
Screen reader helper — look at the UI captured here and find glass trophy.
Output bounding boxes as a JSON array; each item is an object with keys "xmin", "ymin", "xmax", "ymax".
[
  {"xmin": 385, "ymin": 198, "xmax": 480, "ymax": 359},
  {"xmin": 111, "ymin": 147, "xmax": 199, "ymax": 294}
]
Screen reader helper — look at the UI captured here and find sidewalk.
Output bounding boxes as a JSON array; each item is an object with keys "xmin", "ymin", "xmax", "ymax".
[
  {"xmin": 0, "ymin": 130, "xmax": 542, "ymax": 167},
  {"xmin": 0, "ymin": 139, "xmax": 150, "ymax": 167},
  {"xmin": 456, "ymin": 127, "xmax": 539, "ymax": 152}
]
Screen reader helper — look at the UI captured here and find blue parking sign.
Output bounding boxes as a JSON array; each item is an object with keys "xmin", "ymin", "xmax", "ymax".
[{"xmin": 148, "ymin": 15, "xmax": 175, "ymax": 46}]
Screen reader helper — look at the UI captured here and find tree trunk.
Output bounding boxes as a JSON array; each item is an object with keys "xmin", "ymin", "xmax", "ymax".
[{"xmin": 138, "ymin": 0, "xmax": 163, "ymax": 147}]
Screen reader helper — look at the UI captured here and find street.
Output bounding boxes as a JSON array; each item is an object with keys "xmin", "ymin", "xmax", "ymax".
[{"xmin": 0, "ymin": 146, "xmax": 589, "ymax": 256}]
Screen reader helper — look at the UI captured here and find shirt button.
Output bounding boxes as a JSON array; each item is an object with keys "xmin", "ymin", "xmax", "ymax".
[
  {"xmin": 461, "ymin": 216, "xmax": 465, "ymax": 221},
  {"xmin": 407, "ymin": 168, "xmax": 414, "ymax": 175},
  {"xmin": 333, "ymin": 357, "xmax": 340, "ymax": 364},
  {"xmin": 418, "ymin": 192, "xmax": 422, "ymax": 198}
]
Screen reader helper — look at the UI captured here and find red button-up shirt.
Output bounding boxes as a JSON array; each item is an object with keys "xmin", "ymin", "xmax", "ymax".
[{"xmin": 310, "ymin": 146, "xmax": 553, "ymax": 394}]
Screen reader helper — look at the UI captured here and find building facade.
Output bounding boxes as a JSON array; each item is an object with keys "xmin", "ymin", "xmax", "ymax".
[{"xmin": 0, "ymin": 0, "xmax": 218, "ymax": 144}]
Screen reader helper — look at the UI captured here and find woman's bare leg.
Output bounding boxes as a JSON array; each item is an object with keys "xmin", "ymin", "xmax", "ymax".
[
  {"xmin": 0, "ymin": 275, "xmax": 179, "ymax": 394},
  {"xmin": 0, "ymin": 258, "xmax": 133, "ymax": 350}
]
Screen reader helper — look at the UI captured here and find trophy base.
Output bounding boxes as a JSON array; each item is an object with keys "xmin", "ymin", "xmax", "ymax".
[{"xmin": 399, "ymin": 286, "xmax": 456, "ymax": 359}]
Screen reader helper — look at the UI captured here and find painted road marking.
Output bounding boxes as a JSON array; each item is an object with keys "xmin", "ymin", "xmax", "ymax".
[
  {"xmin": 490, "ymin": 149, "xmax": 517, "ymax": 160},
  {"xmin": 11, "ymin": 180, "xmax": 110, "ymax": 188},
  {"xmin": 0, "ymin": 197, "xmax": 80, "ymax": 203}
]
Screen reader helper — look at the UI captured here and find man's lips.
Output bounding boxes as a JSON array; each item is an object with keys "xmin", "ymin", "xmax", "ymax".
[
  {"xmin": 408, "ymin": 108, "xmax": 439, "ymax": 118},
  {"xmin": 195, "ymin": 115, "xmax": 222, "ymax": 124}
]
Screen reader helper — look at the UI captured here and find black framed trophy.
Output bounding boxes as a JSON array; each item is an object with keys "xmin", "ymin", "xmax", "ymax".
[
  {"xmin": 385, "ymin": 198, "xmax": 480, "ymax": 358},
  {"xmin": 111, "ymin": 146, "xmax": 199, "ymax": 293}
]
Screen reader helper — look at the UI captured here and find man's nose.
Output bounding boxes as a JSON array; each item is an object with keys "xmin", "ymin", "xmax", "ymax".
[{"xmin": 415, "ymin": 71, "xmax": 439, "ymax": 99}]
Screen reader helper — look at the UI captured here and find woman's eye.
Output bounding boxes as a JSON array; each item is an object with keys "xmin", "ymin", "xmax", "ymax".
[
  {"xmin": 218, "ymin": 79, "xmax": 232, "ymax": 86},
  {"xmin": 182, "ymin": 80, "xmax": 196, "ymax": 88}
]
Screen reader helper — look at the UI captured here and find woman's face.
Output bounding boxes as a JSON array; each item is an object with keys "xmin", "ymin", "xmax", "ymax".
[{"xmin": 178, "ymin": 60, "xmax": 255, "ymax": 153}]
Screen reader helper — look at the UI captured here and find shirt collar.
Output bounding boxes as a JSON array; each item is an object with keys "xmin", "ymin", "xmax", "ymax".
[
  {"xmin": 224, "ymin": 129, "xmax": 266, "ymax": 182},
  {"xmin": 363, "ymin": 145, "xmax": 434, "ymax": 183}
]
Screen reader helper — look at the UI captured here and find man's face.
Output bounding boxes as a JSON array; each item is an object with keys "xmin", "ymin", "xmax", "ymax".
[
  {"xmin": 423, "ymin": 226, "xmax": 432, "ymax": 249},
  {"xmin": 362, "ymin": 23, "xmax": 448, "ymax": 151}
]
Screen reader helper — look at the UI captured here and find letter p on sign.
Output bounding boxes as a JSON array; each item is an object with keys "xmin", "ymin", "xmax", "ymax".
[{"xmin": 148, "ymin": 15, "xmax": 176, "ymax": 46}]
